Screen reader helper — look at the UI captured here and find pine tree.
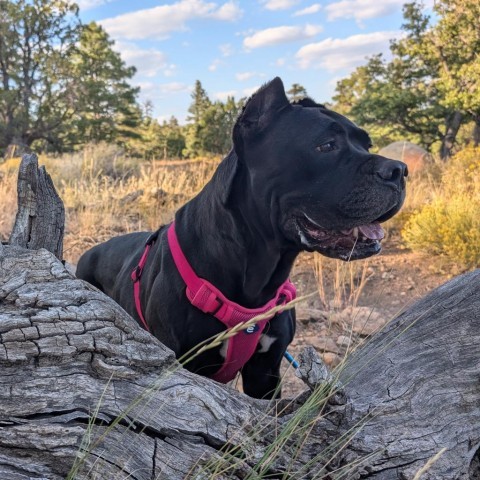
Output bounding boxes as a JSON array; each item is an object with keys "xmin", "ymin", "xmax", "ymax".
[
  {"xmin": 287, "ymin": 84, "xmax": 308, "ymax": 102},
  {"xmin": 184, "ymin": 80, "xmax": 211, "ymax": 157},
  {"xmin": 67, "ymin": 22, "xmax": 140, "ymax": 147},
  {"xmin": 0, "ymin": 0, "xmax": 81, "ymax": 152}
]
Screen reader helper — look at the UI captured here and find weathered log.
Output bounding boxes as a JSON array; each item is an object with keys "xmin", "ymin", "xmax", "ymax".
[
  {"xmin": 336, "ymin": 269, "xmax": 480, "ymax": 479},
  {"xmin": 1, "ymin": 246, "xmax": 479, "ymax": 479},
  {"xmin": 9, "ymin": 153, "xmax": 64, "ymax": 259},
  {"xmin": 0, "ymin": 246, "xmax": 275, "ymax": 479},
  {"xmin": 1, "ymin": 154, "xmax": 480, "ymax": 479}
]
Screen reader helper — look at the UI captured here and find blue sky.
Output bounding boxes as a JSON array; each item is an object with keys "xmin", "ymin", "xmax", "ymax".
[{"xmin": 78, "ymin": 0, "xmax": 433, "ymax": 123}]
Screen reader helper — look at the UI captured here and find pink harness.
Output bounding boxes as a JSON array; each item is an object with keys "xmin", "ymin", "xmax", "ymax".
[{"xmin": 131, "ymin": 222, "xmax": 297, "ymax": 383}]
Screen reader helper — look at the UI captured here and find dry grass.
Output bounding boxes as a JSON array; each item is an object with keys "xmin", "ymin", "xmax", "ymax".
[
  {"xmin": 0, "ymin": 151, "xmax": 219, "ymax": 263},
  {"xmin": 0, "ymin": 144, "xmax": 447, "ymax": 288},
  {"xmin": 313, "ymin": 253, "xmax": 372, "ymax": 311}
]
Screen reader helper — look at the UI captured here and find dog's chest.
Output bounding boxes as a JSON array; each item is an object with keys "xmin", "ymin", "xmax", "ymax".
[{"xmin": 218, "ymin": 334, "xmax": 277, "ymax": 358}]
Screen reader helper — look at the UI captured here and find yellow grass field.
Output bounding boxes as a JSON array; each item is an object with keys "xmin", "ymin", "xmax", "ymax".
[{"xmin": 1, "ymin": 152, "xmax": 219, "ymax": 263}]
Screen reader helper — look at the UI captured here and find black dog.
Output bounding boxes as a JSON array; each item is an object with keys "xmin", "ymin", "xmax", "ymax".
[{"xmin": 76, "ymin": 78, "xmax": 407, "ymax": 399}]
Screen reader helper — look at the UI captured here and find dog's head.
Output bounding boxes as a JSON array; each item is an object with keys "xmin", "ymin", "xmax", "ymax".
[{"xmin": 231, "ymin": 77, "xmax": 407, "ymax": 261}]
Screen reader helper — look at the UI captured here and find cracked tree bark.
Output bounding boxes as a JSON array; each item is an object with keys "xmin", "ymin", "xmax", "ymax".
[
  {"xmin": 9, "ymin": 153, "xmax": 64, "ymax": 259},
  {"xmin": 0, "ymin": 154, "xmax": 479, "ymax": 479}
]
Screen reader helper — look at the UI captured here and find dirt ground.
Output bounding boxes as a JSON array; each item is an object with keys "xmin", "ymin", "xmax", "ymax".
[{"xmin": 279, "ymin": 235, "xmax": 455, "ymax": 397}]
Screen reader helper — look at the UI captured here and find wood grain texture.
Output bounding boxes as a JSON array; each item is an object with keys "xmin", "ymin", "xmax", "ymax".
[
  {"xmin": 1, "ymin": 248, "xmax": 479, "ymax": 479},
  {"xmin": 338, "ymin": 269, "xmax": 480, "ymax": 479},
  {"xmin": 9, "ymin": 153, "xmax": 64, "ymax": 259},
  {"xmin": 0, "ymin": 246, "xmax": 278, "ymax": 479}
]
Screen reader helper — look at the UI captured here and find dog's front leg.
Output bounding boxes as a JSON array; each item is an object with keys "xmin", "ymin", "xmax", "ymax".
[
  {"xmin": 241, "ymin": 310, "xmax": 295, "ymax": 399},
  {"xmin": 241, "ymin": 346, "xmax": 283, "ymax": 399}
]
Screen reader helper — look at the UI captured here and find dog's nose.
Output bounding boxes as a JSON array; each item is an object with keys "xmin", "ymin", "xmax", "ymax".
[{"xmin": 375, "ymin": 160, "xmax": 408, "ymax": 187}]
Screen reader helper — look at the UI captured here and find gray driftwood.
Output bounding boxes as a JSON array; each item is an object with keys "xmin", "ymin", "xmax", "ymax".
[
  {"xmin": 0, "ymin": 155, "xmax": 479, "ymax": 479},
  {"xmin": 9, "ymin": 153, "xmax": 64, "ymax": 259}
]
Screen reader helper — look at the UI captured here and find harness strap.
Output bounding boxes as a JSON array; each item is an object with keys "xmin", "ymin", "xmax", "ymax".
[
  {"xmin": 131, "ymin": 222, "xmax": 297, "ymax": 384},
  {"xmin": 167, "ymin": 222, "xmax": 296, "ymax": 324},
  {"xmin": 130, "ymin": 231, "xmax": 159, "ymax": 333},
  {"xmin": 167, "ymin": 222, "xmax": 297, "ymax": 383}
]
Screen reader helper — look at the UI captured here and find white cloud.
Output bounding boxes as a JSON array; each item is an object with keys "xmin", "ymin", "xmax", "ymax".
[
  {"xmin": 220, "ymin": 43, "xmax": 234, "ymax": 57},
  {"xmin": 236, "ymin": 72, "xmax": 256, "ymax": 81},
  {"xmin": 158, "ymin": 82, "xmax": 191, "ymax": 93},
  {"xmin": 293, "ymin": 4, "xmax": 322, "ymax": 16},
  {"xmin": 100, "ymin": 0, "xmax": 243, "ymax": 40},
  {"xmin": 296, "ymin": 31, "xmax": 399, "ymax": 71},
  {"xmin": 164, "ymin": 64, "xmax": 177, "ymax": 77},
  {"xmin": 214, "ymin": 90, "xmax": 238, "ymax": 101},
  {"xmin": 244, "ymin": 24, "xmax": 322, "ymax": 49},
  {"xmin": 262, "ymin": 0, "xmax": 300, "ymax": 11},
  {"xmin": 209, "ymin": 59, "xmax": 223, "ymax": 71},
  {"xmin": 325, "ymin": 0, "xmax": 404, "ymax": 22},
  {"xmin": 115, "ymin": 41, "xmax": 169, "ymax": 78},
  {"xmin": 137, "ymin": 81, "xmax": 190, "ymax": 101},
  {"xmin": 210, "ymin": 1, "xmax": 243, "ymax": 20},
  {"xmin": 276, "ymin": 57, "xmax": 286, "ymax": 66},
  {"xmin": 76, "ymin": 0, "xmax": 108, "ymax": 10}
]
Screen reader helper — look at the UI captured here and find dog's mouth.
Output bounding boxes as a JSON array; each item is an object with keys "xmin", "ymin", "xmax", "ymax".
[{"xmin": 296, "ymin": 214, "xmax": 384, "ymax": 261}]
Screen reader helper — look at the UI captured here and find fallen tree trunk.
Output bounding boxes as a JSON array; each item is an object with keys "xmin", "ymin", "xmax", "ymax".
[{"xmin": 0, "ymin": 154, "xmax": 479, "ymax": 479}]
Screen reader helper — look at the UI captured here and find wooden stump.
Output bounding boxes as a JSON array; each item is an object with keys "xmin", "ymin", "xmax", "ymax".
[{"xmin": 9, "ymin": 153, "xmax": 64, "ymax": 259}]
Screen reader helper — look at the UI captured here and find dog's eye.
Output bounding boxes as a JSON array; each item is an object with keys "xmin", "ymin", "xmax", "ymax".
[{"xmin": 316, "ymin": 141, "xmax": 337, "ymax": 153}]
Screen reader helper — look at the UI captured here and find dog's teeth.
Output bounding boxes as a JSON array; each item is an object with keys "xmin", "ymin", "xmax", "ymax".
[{"xmin": 353, "ymin": 227, "xmax": 359, "ymax": 238}]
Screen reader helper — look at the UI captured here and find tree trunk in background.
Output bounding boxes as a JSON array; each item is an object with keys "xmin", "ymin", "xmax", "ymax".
[
  {"xmin": 0, "ymin": 154, "xmax": 479, "ymax": 479},
  {"xmin": 440, "ymin": 110, "xmax": 463, "ymax": 160}
]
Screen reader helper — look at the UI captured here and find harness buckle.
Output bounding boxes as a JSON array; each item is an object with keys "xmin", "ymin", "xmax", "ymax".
[
  {"xmin": 187, "ymin": 284, "xmax": 224, "ymax": 316},
  {"xmin": 210, "ymin": 297, "xmax": 224, "ymax": 315}
]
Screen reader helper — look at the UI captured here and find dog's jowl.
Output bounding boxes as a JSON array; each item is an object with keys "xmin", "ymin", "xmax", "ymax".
[{"xmin": 76, "ymin": 77, "xmax": 407, "ymax": 399}]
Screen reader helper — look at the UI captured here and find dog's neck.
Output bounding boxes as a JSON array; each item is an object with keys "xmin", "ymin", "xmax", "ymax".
[{"xmin": 173, "ymin": 153, "xmax": 299, "ymax": 308}]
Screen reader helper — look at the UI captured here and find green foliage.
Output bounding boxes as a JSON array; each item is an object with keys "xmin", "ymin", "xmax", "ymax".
[
  {"xmin": 184, "ymin": 82, "xmax": 242, "ymax": 157},
  {"xmin": 333, "ymin": 53, "xmax": 445, "ymax": 151},
  {"xmin": 67, "ymin": 22, "xmax": 140, "ymax": 147},
  {"xmin": 402, "ymin": 147, "xmax": 480, "ymax": 269},
  {"xmin": 0, "ymin": 0, "xmax": 81, "ymax": 150},
  {"xmin": 431, "ymin": 0, "xmax": 480, "ymax": 115},
  {"xmin": 332, "ymin": 1, "xmax": 480, "ymax": 158},
  {"xmin": 0, "ymin": 2, "xmax": 141, "ymax": 154},
  {"xmin": 287, "ymin": 83, "xmax": 308, "ymax": 102},
  {"xmin": 128, "ymin": 115, "xmax": 186, "ymax": 159}
]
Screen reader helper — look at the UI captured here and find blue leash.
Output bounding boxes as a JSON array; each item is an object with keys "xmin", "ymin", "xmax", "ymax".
[{"xmin": 283, "ymin": 350, "xmax": 299, "ymax": 369}]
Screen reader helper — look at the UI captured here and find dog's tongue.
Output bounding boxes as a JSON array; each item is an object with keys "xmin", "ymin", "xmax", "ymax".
[{"xmin": 358, "ymin": 223, "xmax": 384, "ymax": 240}]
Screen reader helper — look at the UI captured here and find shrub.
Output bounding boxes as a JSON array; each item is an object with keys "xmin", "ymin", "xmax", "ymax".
[{"xmin": 402, "ymin": 147, "xmax": 480, "ymax": 269}]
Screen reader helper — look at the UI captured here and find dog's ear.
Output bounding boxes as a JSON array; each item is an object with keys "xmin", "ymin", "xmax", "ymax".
[
  {"xmin": 237, "ymin": 77, "xmax": 290, "ymax": 129},
  {"xmin": 233, "ymin": 77, "xmax": 291, "ymax": 158}
]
